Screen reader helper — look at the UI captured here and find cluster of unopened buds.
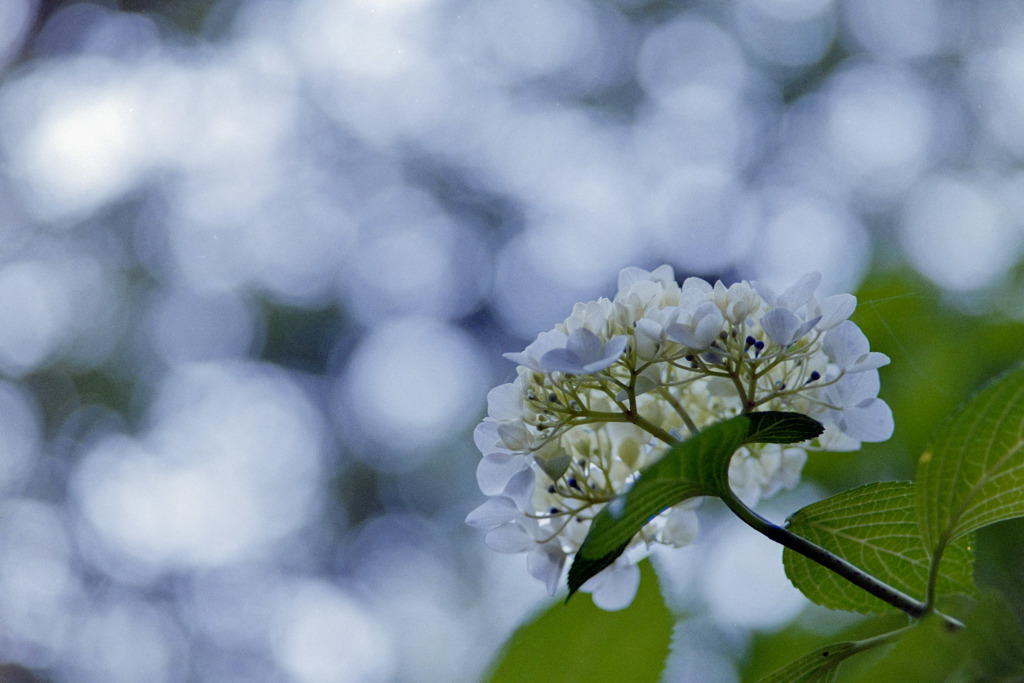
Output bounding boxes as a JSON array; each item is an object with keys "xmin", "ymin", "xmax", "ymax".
[{"xmin": 467, "ymin": 265, "xmax": 893, "ymax": 610}]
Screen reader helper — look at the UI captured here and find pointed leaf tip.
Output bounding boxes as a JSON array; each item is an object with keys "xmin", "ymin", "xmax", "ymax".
[
  {"xmin": 566, "ymin": 541, "xmax": 629, "ymax": 601},
  {"xmin": 744, "ymin": 411, "xmax": 824, "ymax": 445}
]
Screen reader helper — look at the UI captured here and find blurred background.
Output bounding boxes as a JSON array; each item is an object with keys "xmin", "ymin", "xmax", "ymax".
[{"xmin": 0, "ymin": 0, "xmax": 1023, "ymax": 681}]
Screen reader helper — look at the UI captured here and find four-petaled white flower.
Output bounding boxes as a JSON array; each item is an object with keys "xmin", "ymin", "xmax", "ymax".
[
  {"xmin": 665, "ymin": 301, "xmax": 725, "ymax": 349},
  {"xmin": 534, "ymin": 328, "xmax": 630, "ymax": 375},
  {"xmin": 824, "ymin": 321, "xmax": 891, "ymax": 374}
]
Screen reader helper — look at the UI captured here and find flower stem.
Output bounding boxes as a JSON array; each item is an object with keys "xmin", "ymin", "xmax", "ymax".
[
  {"xmin": 657, "ymin": 388, "xmax": 699, "ymax": 436},
  {"xmin": 627, "ymin": 412, "xmax": 678, "ymax": 446},
  {"xmin": 719, "ymin": 490, "xmax": 964, "ymax": 632},
  {"xmin": 573, "ymin": 411, "xmax": 678, "ymax": 446}
]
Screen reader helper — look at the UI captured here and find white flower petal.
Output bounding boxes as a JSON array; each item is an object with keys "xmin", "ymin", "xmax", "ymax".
[
  {"xmin": 496, "ymin": 421, "xmax": 532, "ymax": 451},
  {"xmin": 538, "ymin": 348, "xmax": 582, "ymax": 374},
  {"xmin": 777, "ymin": 272, "xmax": 821, "ymax": 310},
  {"xmin": 680, "ymin": 277, "xmax": 713, "ymax": 306},
  {"xmin": 649, "ymin": 264, "xmax": 676, "ymax": 285},
  {"xmin": 618, "ymin": 265, "xmax": 675, "ymax": 294},
  {"xmin": 503, "ymin": 467, "xmax": 537, "ymax": 511},
  {"xmin": 527, "ymin": 544, "xmax": 566, "ymax": 595},
  {"xmin": 829, "ymin": 369, "xmax": 881, "ymax": 405},
  {"xmin": 665, "ymin": 324, "xmax": 698, "ymax": 348},
  {"xmin": 486, "ymin": 382, "xmax": 523, "ymax": 420},
  {"xmin": 817, "ymin": 424, "xmax": 860, "ymax": 452},
  {"xmin": 582, "ymin": 335, "xmax": 628, "ymax": 372},
  {"xmin": 728, "ymin": 451, "xmax": 763, "ymax": 506},
  {"xmin": 634, "ymin": 318, "xmax": 666, "ymax": 359},
  {"xmin": 585, "ymin": 562, "xmax": 641, "ymax": 611},
  {"xmin": 633, "ymin": 372, "xmax": 659, "ymax": 397},
  {"xmin": 853, "ymin": 351, "xmax": 890, "ymax": 372},
  {"xmin": 843, "ymin": 398, "xmax": 895, "ymax": 442},
  {"xmin": 476, "ymin": 452, "xmax": 527, "ymax": 495},
  {"xmin": 658, "ymin": 507, "xmax": 699, "ymax": 547},
  {"xmin": 758, "ymin": 446, "xmax": 808, "ymax": 499},
  {"xmin": 792, "ymin": 315, "xmax": 822, "ymax": 341},
  {"xmin": 779, "ymin": 447, "xmax": 808, "ymax": 489},
  {"xmin": 473, "ymin": 421, "xmax": 501, "ymax": 454},
  {"xmin": 634, "ymin": 318, "xmax": 664, "ymax": 341},
  {"xmin": 761, "ymin": 308, "xmax": 801, "ymax": 347},
  {"xmin": 502, "ymin": 351, "xmax": 537, "ymax": 370},
  {"xmin": 692, "ymin": 303, "xmax": 724, "ymax": 347},
  {"xmin": 823, "ymin": 321, "xmax": 870, "ymax": 370},
  {"xmin": 485, "ymin": 522, "xmax": 535, "ymax": 553},
  {"xmin": 567, "ymin": 328, "xmax": 602, "ymax": 359},
  {"xmin": 815, "ymin": 294, "xmax": 856, "ymax": 330},
  {"xmin": 465, "ymin": 496, "xmax": 519, "ymax": 528},
  {"xmin": 752, "ymin": 280, "xmax": 778, "ymax": 306},
  {"xmin": 617, "ymin": 266, "xmax": 652, "ymax": 293},
  {"xmin": 504, "ymin": 329, "xmax": 569, "ymax": 371},
  {"xmin": 541, "ymin": 333, "xmax": 627, "ymax": 375}
]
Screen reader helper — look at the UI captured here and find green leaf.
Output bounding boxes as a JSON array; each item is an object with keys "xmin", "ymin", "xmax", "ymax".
[
  {"xmin": 574, "ymin": 481, "xmax": 705, "ymax": 560},
  {"xmin": 485, "ymin": 560, "xmax": 673, "ymax": 683},
  {"xmin": 756, "ymin": 640, "xmax": 861, "ymax": 683},
  {"xmin": 784, "ymin": 482, "xmax": 974, "ymax": 614},
  {"xmin": 974, "ymin": 516, "xmax": 1024, "ymax": 627},
  {"xmin": 917, "ymin": 362, "xmax": 1024, "ymax": 555},
  {"xmin": 745, "ymin": 411, "xmax": 824, "ymax": 445},
  {"xmin": 839, "ymin": 616, "xmax": 958, "ymax": 683},
  {"xmin": 566, "ymin": 417, "xmax": 748, "ymax": 597},
  {"xmin": 841, "ymin": 595, "xmax": 1024, "ymax": 682},
  {"xmin": 567, "ymin": 412, "xmax": 822, "ymax": 599},
  {"xmin": 563, "ymin": 540, "xmax": 631, "ymax": 599},
  {"xmin": 954, "ymin": 592, "xmax": 1024, "ymax": 681}
]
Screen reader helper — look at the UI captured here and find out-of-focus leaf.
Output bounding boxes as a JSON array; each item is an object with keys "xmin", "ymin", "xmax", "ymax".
[
  {"xmin": 916, "ymin": 362, "xmax": 1024, "ymax": 554},
  {"xmin": 974, "ymin": 516, "xmax": 1024, "ymax": 626},
  {"xmin": 485, "ymin": 560, "xmax": 673, "ymax": 683},
  {"xmin": 741, "ymin": 613, "xmax": 910, "ymax": 683},
  {"xmin": 760, "ymin": 596, "xmax": 1024, "ymax": 683},
  {"xmin": 953, "ymin": 593, "xmax": 1024, "ymax": 681},
  {"xmin": 839, "ymin": 615, "xmax": 958, "ymax": 683},
  {"xmin": 258, "ymin": 300, "xmax": 345, "ymax": 374},
  {"xmin": 784, "ymin": 482, "xmax": 974, "ymax": 614},
  {"xmin": 771, "ymin": 595, "xmax": 1024, "ymax": 683},
  {"xmin": 756, "ymin": 640, "xmax": 859, "ymax": 683}
]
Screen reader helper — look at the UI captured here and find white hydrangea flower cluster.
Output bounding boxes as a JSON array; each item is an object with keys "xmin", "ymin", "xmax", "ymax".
[{"xmin": 467, "ymin": 265, "xmax": 893, "ymax": 610}]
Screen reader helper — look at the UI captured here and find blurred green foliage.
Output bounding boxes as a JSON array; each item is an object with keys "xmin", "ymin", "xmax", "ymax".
[{"xmin": 485, "ymin": 560, "xmax": 673, "ymax": 683}]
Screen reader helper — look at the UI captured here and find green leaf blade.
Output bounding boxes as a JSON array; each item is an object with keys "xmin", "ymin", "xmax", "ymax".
[
  {"xmin": 917, "ymin": 362, "xmax": 1024, "ymax": 553},
  {"xmin": 756, "ymin": 640, "xmax": 860, "ymax": 683},
  {"xmin": 573, "ymin": 481, "xmax": 704, "ymax": 560},
  {"xmin": 567, "ymin": 416, "xmax": 750, "ymax": 597},
  {"xmin": 486, "ymin": 560, "xmax": 673, "ymax": 683},
  {"xmin": 566, "ymin": 412, "xmax": 825, "ymax": 598},
  {"xmin": 784, "ymin": 481, "xmax": 974, "ymax": 614},
  {"xmin": 744, "ymin": 411, "xmax": 824, "ymax": 446},
  {"xmin": 954, "ymin": 592, "xmax": 1024, "ymax": 682}
]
